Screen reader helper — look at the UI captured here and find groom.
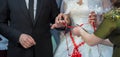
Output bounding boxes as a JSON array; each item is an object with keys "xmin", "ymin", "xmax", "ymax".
[{"xmin": 0, "ymin": 0, "xmax": 59, "ymax": 57}]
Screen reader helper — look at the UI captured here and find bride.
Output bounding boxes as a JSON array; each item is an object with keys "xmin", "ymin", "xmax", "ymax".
[{"xmin": 53, "ymin": 0, "xmax": 113, "ymax": 57}]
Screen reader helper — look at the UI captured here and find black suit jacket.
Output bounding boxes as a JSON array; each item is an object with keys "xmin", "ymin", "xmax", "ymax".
[{"xmin": 0, "ymin": 0, "xmax": 59, "ymax": 57}]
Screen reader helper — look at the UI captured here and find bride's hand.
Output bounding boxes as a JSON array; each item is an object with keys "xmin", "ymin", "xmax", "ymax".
[{"xmin": 89, "ymin": 11, "xmax": 97, "ymax": 26}]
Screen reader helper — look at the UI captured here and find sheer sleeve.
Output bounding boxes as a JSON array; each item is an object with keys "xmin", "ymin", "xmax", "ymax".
[
  {"xmin": 88, "ymin": 0, "xmax": 103, "ymax": 14},
  {"xmin": 102, "ymin": 0, "xmax": 112, "ymax": 13},
  {"xmin": 96, "ymin": 0, "xmax": 112, "ymax": 27},
  {"xmin": 87, "ymin": 0, "xmax": 104, "ymax": 26},
  {"xmin": 89, "ymin": 0, "xmax": 112, "ymax": 14},
  {"xmin": 87, "ymin": 0, "xmax": 112, "ymax": 27}
]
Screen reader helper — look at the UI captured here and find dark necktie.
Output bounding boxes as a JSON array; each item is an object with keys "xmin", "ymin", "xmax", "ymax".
[{"xmin": 29, "ymin": 0, "xmax": 34, "ymax": 19}]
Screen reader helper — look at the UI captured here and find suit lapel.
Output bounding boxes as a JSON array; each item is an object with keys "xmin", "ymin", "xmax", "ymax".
[
  {"xmin": 18, "ymin": 0, "xmax": 34, "ymax": 25},
  {"xmin": 18, "ymin": 0, "xmax": 42, "ymax": 26}
]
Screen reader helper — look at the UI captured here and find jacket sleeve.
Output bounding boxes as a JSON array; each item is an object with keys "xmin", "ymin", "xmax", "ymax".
[
  {"xmin": 50, "ymin": 0, "xmax": 60, "ymax": 24},
  {"xmin": 0, "ymin": 0, "xmax": 22, "ymax": 44}
]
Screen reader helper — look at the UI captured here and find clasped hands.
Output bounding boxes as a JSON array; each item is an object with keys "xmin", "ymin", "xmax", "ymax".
[
  {"xmin": 51, "ymin": 13, "xmax": 83, "ymax": 37},
  {"xmin": 52, "ymin": 11, "xmax": 97, "ymax": 37},
  {"xmin": 19, "ymin": 34, "xmax": 36, "ymax": 49},
  {"xmin": 51, "ymin": 13, "xmax": 70, "ymax": 29}
]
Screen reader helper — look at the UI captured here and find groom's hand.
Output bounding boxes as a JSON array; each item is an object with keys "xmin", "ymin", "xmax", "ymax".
[{"xmin": 19, "ymin": 34, "xmax": 36, "ymax": 48}]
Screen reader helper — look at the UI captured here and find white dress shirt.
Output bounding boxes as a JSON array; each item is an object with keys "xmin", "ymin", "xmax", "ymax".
[{"xmin": 25, "ymin": 0, "xmax": 37, "ymax": 19}]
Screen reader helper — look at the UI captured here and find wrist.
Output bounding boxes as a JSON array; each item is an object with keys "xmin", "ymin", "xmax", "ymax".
[{"xmin": 79, "ymin": 27, "xmax": 88, "ymax": 34}]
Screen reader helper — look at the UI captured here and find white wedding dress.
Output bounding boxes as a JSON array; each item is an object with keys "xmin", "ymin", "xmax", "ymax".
[{"xmin": 54, "ymin": 0, "xmax": 113, "ymax": 57}]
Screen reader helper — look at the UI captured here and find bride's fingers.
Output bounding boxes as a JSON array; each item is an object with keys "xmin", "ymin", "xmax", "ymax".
[
  {"xmin": 65, "ymin": 18, "xmax": 70, "ymax": 25},
  {"xmin": 56, "ymin": 17, "xmax": 64, "ymax": 24}
]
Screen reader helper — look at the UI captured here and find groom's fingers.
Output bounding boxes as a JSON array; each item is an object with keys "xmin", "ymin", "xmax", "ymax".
[{"xmin": 51, "ymin": 24, "xmax": 56, "ymax": 29}]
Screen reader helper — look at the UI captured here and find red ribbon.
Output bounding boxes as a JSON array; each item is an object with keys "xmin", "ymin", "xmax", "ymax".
[
  {"xmin": 89, "ymin": 15, "xmax": 97, "ymax": 31},
  {"xmin": 62, "ymin": 17, "xmax": 96, "ymax": 57},
  {"xmin": 70, "ymin": 31, "xmax": 85, "ymax": 57},
  {"xmin": 62, "ymin": 22, "xmax": 85, "ymax": 57}
]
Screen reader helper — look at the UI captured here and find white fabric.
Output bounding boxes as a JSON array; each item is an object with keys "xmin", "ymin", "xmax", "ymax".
[
  {"xmin": 25, "ymin": 0, "xmax": 37, "ymax": 19},
  {"xmin": 54, "ymin": 0, "xmax": 113, "ymax": 57}
]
